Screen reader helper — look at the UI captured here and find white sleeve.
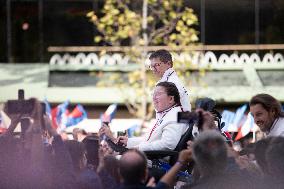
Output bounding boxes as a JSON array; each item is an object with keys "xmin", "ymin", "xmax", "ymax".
[
  {"xmin": 168, "ymin": 77, "xmax": 191, "ymax": 111},
  {"xmin": 179, "ymin": 88, "xmax": 191, "ymax": 111},
  {"xmin": 137, "ymin": 122, "xmax": 186, "ymax": 151},
  {"xmin": 126, "ymin": 137, "xmax": 144, "ymax": 148}
]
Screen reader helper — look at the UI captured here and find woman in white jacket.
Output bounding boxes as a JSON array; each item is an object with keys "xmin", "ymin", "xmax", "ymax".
[{"xmin": 99, "ymin": 82, "xmax": 188, "ymax": 151}]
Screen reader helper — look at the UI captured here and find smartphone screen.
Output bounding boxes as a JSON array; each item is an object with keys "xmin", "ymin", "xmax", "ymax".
[{"xmin": 117, "ymin": 131, "xmax": 126, "ymax": 137}]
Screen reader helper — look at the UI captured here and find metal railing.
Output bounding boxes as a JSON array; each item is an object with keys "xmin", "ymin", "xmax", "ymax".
[{"xmin": 47, "ymin": 44, "xmax": 284, "ymax": 69}]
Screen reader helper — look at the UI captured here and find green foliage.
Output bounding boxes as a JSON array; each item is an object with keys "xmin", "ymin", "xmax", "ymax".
[
  {"xmin": 87, "ymin": 0, "xmax": 141, "ymax": 46},
  {"xmin": 87, "ymin": 0, "xmax": 199, "ymax": 46},
  {"xmin": 87, "ymin": 0, "xmax": 200, "ymax": 119}
]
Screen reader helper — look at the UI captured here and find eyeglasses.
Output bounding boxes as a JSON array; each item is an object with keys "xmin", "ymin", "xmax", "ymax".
[
  {"xmin": 149, "ymin": 62, "xmax": 161, "ymax": 70},
  {"xmin": 152, "ymin": 92, "xmax": 167, "ymax": 98}
]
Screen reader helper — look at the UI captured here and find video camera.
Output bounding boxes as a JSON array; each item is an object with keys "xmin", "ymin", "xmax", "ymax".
[
  {"xmin": 6, "ymin": 89, "xmax": 46, "ymax": 137},
  {"xmin": 177, "ymin": 98, "xmax": 216, "ymax": 129},
  {"xmin": 7, "ymin": 98, "xmax": 36, "ymax": 115},
  {"xmin": 177, "ymin": 98, "xmax": 232, "ymax": 143},
  {"xmin": 7, "ymin": 89, "xmax": 45, "ymax": 115}
]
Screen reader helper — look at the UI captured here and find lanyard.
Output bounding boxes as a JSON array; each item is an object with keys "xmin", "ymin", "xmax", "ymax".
[{"xmin": 147, "ymin": 105, "xmax": 177, "ymax": 141}]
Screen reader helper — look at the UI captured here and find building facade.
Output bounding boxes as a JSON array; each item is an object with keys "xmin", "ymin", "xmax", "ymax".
[{"xmin": 0, "ymin": 0, "xmax": 283, "ymax": 118}]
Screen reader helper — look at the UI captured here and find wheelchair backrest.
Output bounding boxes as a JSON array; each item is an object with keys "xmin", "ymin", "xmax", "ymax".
[{"xmin": 174, "ymin": 122, "xmax": 194, "ymax": 152}]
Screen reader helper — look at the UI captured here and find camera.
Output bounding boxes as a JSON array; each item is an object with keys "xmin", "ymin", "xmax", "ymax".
[
  {"xmin": 177, "ymin": 111, "xmax": 203, "ymax": 128},
  {"xmin": 177, "ymin": 98, "xmax": 217, "ymax": 128},
  {"xmin": 7, "ymin": 99, "xmax": 35, "ymax": 115},
  {"xmin": 6, "ymin": 89, "xmax": 47, "ymax": 134},
  {"xmin": 7, "ymin": 99, "xmax": 46, "ymax": 116},
  {"xmin": 6, "ymin": 89, "xmax": 46, "ymax": 115}
]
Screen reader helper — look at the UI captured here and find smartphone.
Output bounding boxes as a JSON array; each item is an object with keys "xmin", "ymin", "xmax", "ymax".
[{"xmin": 117, "ymin": 131, "xmax": 126, "ymax": 137}]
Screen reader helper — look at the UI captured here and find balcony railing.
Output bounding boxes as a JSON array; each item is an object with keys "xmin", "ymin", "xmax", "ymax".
[{"xmin": 48, "ymin": 44, "xmax": 284, "ymax": 69}]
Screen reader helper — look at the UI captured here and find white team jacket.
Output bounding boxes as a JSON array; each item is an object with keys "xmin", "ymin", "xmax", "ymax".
[
  {"xmin": 127, "ymin": 105, "xmax": 188, "ymax": 151},
  {"xmin": 267, "ymin": 117, "xmax": 284, "ymax": 137},
  {"xmin": 157, "ymin": 68, "xmax": 191, "ymax": 111}
]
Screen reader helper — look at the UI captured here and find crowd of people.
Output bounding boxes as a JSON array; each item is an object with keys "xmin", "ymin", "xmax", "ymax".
[{"xmin": 1, "ymin": 49, "xmax": 284, "ymax": 189}]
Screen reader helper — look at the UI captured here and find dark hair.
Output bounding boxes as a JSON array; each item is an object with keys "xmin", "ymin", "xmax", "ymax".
[
  {"xmin": 266, "ymin": 137, "xmax": 284, "ymax": 177},
  {"xmin": 102, "ymin": 155, "xmax": 120, "ymax": 183},
  {"xmin": 149, "ymin": 49, "xmax": 173, "ymax": 66},
  {"xmin": 249, "ymin": 93, "xmax": 284, "ymax": 118},
  {"xmin": 64, "ymin": 140, "xmax": 86, "ymax": 172},
  {"xmin": 156, "ymin": 81, "xmax": 181, "ymax": 105},
  {"xmin": 82, "ymin": 136, "xmax": 99, "ymax": 169},
  {"xmin": 254, "ymin": 137, "xmax": 273, "ymax": 174},
  {"xmin": 119, "ymin": 149, "xmax": 147, "ymax": 184}
]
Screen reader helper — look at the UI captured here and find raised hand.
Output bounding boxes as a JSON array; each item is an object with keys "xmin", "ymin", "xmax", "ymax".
[
  {"xmin": 117, "ymin": 135, "xmax": 128, "ymax": 146},
  {"xmin": 196, "ymin": 109, "xmax": 216, "ymax": 131},
  {"xmin": 1, "ymin": 103, "xmax": 22, "ymax": 136},
  {"xmin": 99, "ymin": 125, "xmax": 115, "ymax": 141}
]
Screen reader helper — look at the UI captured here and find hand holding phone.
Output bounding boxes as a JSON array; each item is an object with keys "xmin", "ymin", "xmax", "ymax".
[
  {"xmin": 117, "ymin": 135, "xmax": 128, "ymax": 146},
  {"xmin": 195, "ymin": 109, "xmax": 216, "ymax": 131},
  {"xmin": 101, "ymin": 122, "xmax": 109, "ymax": 128},
  {"xmin": 99, "ymin": 122, "xmax": 115, "ymax": 142},
  {"xmin": 106, "ymin": 138, "xmax": 128, "ymax": 153}
]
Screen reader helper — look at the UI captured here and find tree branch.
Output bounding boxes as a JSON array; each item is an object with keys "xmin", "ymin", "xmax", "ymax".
[{"xmin": 148, "ymin": 10, "xmax": 183, "ymax": 43}]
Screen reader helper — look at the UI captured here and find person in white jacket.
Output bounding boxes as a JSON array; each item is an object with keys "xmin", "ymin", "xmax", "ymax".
[
  {"xmin": 99, "ymin": 82, "xmax": 188, "ymax": 151},
  {"xmin": 149, "ymin": 49, "xmax": 191, "ymax": 112}
]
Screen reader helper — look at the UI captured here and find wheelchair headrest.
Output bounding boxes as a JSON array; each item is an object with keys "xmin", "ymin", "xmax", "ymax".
[{"xmin": 195, "ymin": 97, "xmax": 216, "ymax": 111}]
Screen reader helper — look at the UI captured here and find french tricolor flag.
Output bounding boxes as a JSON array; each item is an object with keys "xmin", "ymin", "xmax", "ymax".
[
  {"xmin": 232, "ymin": 104, "xmax": 247, "ymax": 129},
  {"xmin": 235, "ymin": 113, "xmax": 254, "ymax": 141},
  {"xmin": 101, "ymin": 104, "xmax": 117, "ymax": 123},
  {"xmin": 51, "ymin": 101, "xmax": 69, "ymax": 130},
  {"xmin": 65, "ymin": 104, "xmax": 87, "ymax": 127}
]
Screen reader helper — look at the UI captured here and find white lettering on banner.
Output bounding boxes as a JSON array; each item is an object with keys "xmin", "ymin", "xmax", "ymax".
[{"xmin": 49, "ymin": 52, "xmax": 284, "ymax": 66}]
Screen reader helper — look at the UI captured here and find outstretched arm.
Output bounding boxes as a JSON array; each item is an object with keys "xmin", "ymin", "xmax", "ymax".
[{"xmin": 159, "ymin": 149, "xmax": 192, "ymax": 187}]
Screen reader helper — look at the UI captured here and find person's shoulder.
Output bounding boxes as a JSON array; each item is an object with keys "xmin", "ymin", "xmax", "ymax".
[
  {"xmin": 167, "ymin": 74, "xmax": 186, "ymax": 90},
  {"xmin": 161, "ymin": 106, "xmax": 186, "ymax": 127},
  {"xmin": 167, "ymin": 72, "xmax": 180, "ymax": 82},
  {"xmin": 270, "ymin": 117, "xmax": 284, "ymax": 136},
  {"xmin": 77, "ymin": 168, "xmax": 103, "ymax": 189},
  {"xmin": 278, "ymin": 116, "xmax": 284, "ymax": 124},
  {"xmin": 163, "ymin": 106, "xmax": 181, "ymax": 120}
]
